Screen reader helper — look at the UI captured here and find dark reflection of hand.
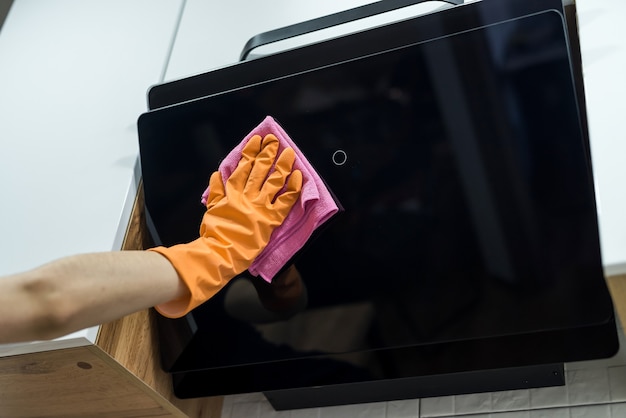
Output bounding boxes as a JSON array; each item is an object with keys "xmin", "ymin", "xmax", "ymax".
[{"xmin": 251, "ymin": 265, "xmax": 305, "ymax": 313}]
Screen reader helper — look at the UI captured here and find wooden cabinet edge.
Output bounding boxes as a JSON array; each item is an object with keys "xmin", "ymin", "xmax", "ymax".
[
  {"xmin": 0, "ymin": 345, "xmax": 186, "ymax": 417},
  {"xmin": 85, "ymin": 344, "xmax": 189, "ymax": 418},
  {"xmin": 96, "ymin": 181, "xmax": 223, "ymax": 417},
  {"xmin": 606, "ymin": 274, "xmax": 626, "ymax": 335}
]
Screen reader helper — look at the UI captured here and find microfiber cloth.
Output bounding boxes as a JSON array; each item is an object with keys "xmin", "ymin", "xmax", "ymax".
[{"xmin": 201, "ymin": 115, "xmax": 342, "ymax": 283}]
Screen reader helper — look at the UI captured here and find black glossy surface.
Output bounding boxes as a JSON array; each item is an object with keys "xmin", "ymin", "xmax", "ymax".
[{"xmin": 138, "ymin": 0, "xmax": 618, "ymax": 398}]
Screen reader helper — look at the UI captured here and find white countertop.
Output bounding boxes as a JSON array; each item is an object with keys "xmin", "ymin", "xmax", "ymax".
[{"xmin": 0, "ymin": 0, "xmax": 624, "ymax": 356}]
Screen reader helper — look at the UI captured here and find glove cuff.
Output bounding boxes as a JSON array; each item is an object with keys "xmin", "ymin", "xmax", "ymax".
[{"xmin": 147, "ymin": 239, "xmax": 235, "ymax": 318}]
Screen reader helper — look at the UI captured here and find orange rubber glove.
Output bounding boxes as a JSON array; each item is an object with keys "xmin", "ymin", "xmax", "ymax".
[{"xmin": 149, "ymin": 134, "xmax": 303, "ymax": 318}]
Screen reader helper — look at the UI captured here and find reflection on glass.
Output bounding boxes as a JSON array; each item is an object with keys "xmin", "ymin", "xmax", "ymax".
[{"xmin": 140, "ymin": 10, "xmax": 611, "ymax": 383}]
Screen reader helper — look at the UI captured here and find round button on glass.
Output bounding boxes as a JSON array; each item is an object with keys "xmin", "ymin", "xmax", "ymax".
[{"xmin": 332, "ymin": 150, "xmax": 347, "ymax": 166}]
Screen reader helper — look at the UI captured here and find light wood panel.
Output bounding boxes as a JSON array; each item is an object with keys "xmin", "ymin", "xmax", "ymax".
[
  {"xmin": 96, "ymin": 181, "xmax": 223, "ymax": 418},
  {"xmin": 606, "ymin": 274, "xmax": 626, "ymax": 334},
  {"xmin": 97, "ymin": 308, "xmax": 222, "ymax": 418},
  {"xmin": 0, "ymin": 346, "xmax": 183, "ymax": 418}
]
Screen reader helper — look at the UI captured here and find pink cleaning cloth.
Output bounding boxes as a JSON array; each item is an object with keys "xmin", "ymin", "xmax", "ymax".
[{"xmin": 201, "ymin": 116, "xmax": 341, "ymax": 283}]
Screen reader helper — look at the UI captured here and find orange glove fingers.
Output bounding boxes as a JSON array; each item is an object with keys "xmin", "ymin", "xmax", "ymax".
[
  {"xmin": 205, "ymin": 171, "xmax": 225, "ymax": 209},
  {"xmin": 272, "ymin": 169, "xmax": 303, "ymax": 216},
  {"xmin": 228, "ymin": 134, "xmax": 263, "ymax": 192},
  {"xmin": 246, "ymin": 134, "xmax": 280, "ymax": 193},
  {"xmin": 262, "ymin": 146, "xmax": 297, "ymax": 199}
]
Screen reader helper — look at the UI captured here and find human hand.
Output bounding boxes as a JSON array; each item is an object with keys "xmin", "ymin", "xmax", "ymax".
[
  {"xmin": 149, "ymin": 134, "xmax": 302, "ymax": 318},
  {"xmin": 200, "ymin": 133, "xmax": 302, "ymax": 273}
]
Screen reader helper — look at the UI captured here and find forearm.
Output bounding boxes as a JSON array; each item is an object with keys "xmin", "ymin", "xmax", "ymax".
[{"xmin": 0, "ymin": 251, "xmax": 188, "ymax": 344}]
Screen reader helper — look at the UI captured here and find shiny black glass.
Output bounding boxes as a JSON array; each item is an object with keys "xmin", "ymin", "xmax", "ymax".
[{"xmin": 138, "ymin": 0, "xmax": 617, "ymax": 398}]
